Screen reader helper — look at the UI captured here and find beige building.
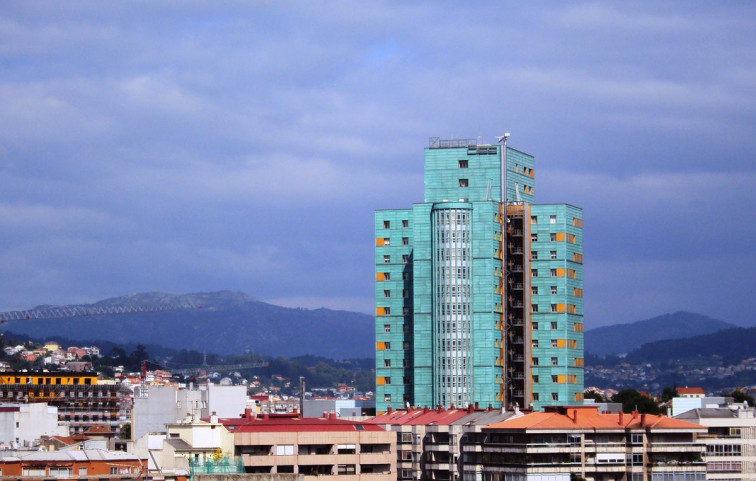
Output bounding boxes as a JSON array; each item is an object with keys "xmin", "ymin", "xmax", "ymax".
[
  {"xmin": 676, "ymin": 406, "xmax": 756, "ymax": 480},
  {"xmin": 220, "ymin": 410, "xmax": 395, "ymax": 481}
]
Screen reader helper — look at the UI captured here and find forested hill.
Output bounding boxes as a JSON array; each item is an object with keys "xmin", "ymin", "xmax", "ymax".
[{"xmin": 0, "ymin": 291, "xmax": 374, "ymax": 359}]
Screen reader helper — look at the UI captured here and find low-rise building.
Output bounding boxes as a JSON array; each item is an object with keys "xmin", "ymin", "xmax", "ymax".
[
  {"xmin": 0, "ymin": 448, "xmax": 145, "ymax": 480},
  {"xmin": 478, "ymin": 405, "xmax": 707, "ymax": 481},
  {"xmin": 221, "ymin": 410, "xmax": 396, "ymax": 481},
  {"xmin": 676, "ymin": 405, "xmax": 756, "ymax": 480},
  {"xmin": 0, "ymin": 403, "xmax": 68, "ymax": 448}
]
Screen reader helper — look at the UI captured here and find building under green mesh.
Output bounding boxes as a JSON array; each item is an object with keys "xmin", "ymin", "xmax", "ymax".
[{"xmin": 375, "ymin": 136, "xmax": 584, "ymax": 413}]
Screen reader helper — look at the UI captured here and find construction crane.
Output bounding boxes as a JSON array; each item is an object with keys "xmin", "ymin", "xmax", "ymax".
[{"xmin": 0, "ymin": 301, "xmax": 201, "ymax": 323}]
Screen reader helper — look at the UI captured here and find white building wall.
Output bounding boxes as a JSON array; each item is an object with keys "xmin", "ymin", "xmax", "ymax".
[{"xmin": 0, "ymin": 403, "xmax": 68, "ymax": 447}]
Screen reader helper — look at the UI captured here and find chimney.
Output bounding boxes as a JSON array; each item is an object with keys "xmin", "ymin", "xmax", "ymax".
[
  {"xmin": 323, "ymin": 411, "xmax": 328, "ymax": 419},
  {"xmin": 572, "ymin": 409, "xmax": 578, "ymax": 424},
  {"xmin": 619, "ymin": 411, "xmax": 624, "ymax": 425},
  {"xmin": 467, "ymin": 404, "xmax": 474, "ymax": 414},
  {"xmin": 210, "ymin": 411, "xmax": 218, "ymax": 424},
  {"xmin": 244, "ymin": 408, "xmax": 252, "ymax": 420},
  {"xmin": 387, "ymin": 406, "xmax": 393, "ymax": 414},
  {"xmin": 487, "ymin": 404, "xmax": 493, "ymax": 412},
  {"xmin": 641, "ymin": 414, "xmax": 646, "ymax": 427},
  {"xmin": 450, "ymin": 403, "xmax": 456, "ymax": 410},
  {"xmin": 329, "ymin": 411, "xmax": 337, "ymax": 421},
  {"xmin": 423, "ymin": 406, "xmax": 429, "ymax": 414},
  {"xmin": 475, "ymin": 402, "xmax": 479, "ymax": 410}
]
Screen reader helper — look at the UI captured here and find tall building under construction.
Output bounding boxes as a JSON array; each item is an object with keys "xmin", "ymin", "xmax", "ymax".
[{"xmin": 375, "ymin": 136, "xmax": 584, "ymax": 413}]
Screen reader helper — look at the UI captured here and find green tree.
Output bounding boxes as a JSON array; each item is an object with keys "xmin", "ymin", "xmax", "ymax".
[
  {"xmin": 611, "ymin": 389, "xmax": 660, "ymax": 414},
  {"xmin": 584, "ymin": 390, "xmax": 604, "ymax": 403},
  {"xmin": 119, "ymin": 423, "xmax": 131, "ymax": 440},
  {"xmin": 726, "ymin": 389, "xmax": 755, "ymax": 406},
  {"xmin": 661, "ymin": 386, "xmax": 678, "ymax": 403}
]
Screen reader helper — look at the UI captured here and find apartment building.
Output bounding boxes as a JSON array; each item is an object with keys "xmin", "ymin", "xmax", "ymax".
[
  {"xmin": 676, "ymin": 406, "xmax": 756, "ymax": 480},
  {"xmin": 0, "ymin": 372, "xmax": 129, "ymax": 434},
  {"xmin": 375, "ymin": 136, "xmax": 583, "ymax": 413},
  {"xmin": 220, "ymin": 411, "xmax": 396, "ymax": 481},
  {"xmin": 476, "ymin": 405, "xmax": 706, "ymax": 481},
  {"xmin": 367, "ymin": 404, "xmax": 522, "ymax": 481},
  {"xmin": 0, "ymin": 448, "xmax": 145, "ymax": 480}
]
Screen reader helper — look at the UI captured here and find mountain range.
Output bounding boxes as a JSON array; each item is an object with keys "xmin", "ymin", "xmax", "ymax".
[
  {"xmin": 584, "ymin": 311, "xmax": 737, "ymax": 357},
  {"xmin": 1, "ymin": 292, "xmax": 747, "ymax": 362},
  {"xmin": 0, "ymin": 291, "xmax": 374, "ymax": 359}
]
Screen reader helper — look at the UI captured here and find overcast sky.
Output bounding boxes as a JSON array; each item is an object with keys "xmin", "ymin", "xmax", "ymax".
[{"xmin": 1, "ymin": 2, "xmax": 754, "ymax": 328}]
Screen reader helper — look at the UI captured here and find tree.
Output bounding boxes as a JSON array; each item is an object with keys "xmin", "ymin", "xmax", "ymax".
[
  {"xmin": 726, "ymin": 389, "xmax": 755, "ymax": 406},
  {"xmin": 611, "ymin": 389, "xmax": 660, "ymax": 414},
  {"xmin": 584, "ymin": 390, "xmax": 604, "ymax": 403},
  {"xmin": 661, "ymin": 386, "xmax": 678, "ymax": 403},
  {"xmin": 119, "ymin": 423, "xmax": 131, "ymax": 440}
]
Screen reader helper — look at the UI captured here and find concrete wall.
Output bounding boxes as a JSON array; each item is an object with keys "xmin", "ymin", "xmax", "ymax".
[{"xmin": 0, "ymin": 403, "xmax": 68, "ymax": 447}]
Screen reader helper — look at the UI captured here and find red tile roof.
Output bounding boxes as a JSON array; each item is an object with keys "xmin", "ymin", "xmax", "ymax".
[
  {"xmin": 484, "ymin": 406, "xmax": 705, "ymax": 431},
  {"xmin": 365, "ymin": 406, "xmax": 474, "ymax": 426},
  {"xmin": 677, "ymin": 387, "xmax": 705, "ymax": 395},
  {"xmin": 219, "ymin": 415, "xmax": 385, "ymax": 433}
]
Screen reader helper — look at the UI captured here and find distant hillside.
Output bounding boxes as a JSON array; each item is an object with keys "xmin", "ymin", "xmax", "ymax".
[
  {"xmin": 0, "ymin": 291, "xmax": 374, "ymax": 359},
  {"xmin": 623, "ymin": 327, "xmax": 756, "ymax": 365},
  {"xmin": 585, "ymin": 311, "xmax": 736, "ymax": 357}
]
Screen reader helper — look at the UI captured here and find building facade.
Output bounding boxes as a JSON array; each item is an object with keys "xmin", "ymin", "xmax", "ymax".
[
  {"xmin": 0, "ymin": 372, "xmax": 129, "ymax": 434},
  {"xmin": 477, "ymin": 405, "xmax": 707, "ymax": 481},
  {"xmin": 676, "ymin": 406, "xmax": 756, "ymax": 480},
  {"xmin": 221, "ymin": 411, "xmax": 396, "ymax": 481},
  {"xmin": 375, "ymin": 136, "xmax": 583, "ymax": 412}
]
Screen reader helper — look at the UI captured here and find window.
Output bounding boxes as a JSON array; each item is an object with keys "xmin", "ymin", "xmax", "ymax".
[
  {"xmin": 552, "ymin": 393, "xmax": 559, "ymax": 401},
  {"xmin": 385, "ymin": 394, "xmax": 391, "ymax": 402},
  {"xmin": 530, "ymin": 216, "xmax": 537, "ymax": 224},
  {"xmin": 550, "ymin": 268, "xmax": 557, "ymax": 276},
  {"xmin": 551, "ymin": 304, "xmax": 558, "ymax": 313},
  {"xmin": 551, "ymin": 286, "xmax": 557, "ymax": 295},
  {"xmin": 384, "ymin": 377, "xmax": 391, "ymax": 385},
  {"xmin": 403, "ymin": 307, "xmax": 410, "ymax": 315},
  {"xmin": 551, "ymin": 321, "xmax": 557, "ymax": 330},
  {"xmin": 402, "ymin": 237, "xmax": 409, "ymax": 245},
  {"xmin": 276, "ymin": 444, "xmax": 295, "ymax": 455},
  {"xmin": 402, "ymin": 219, "xmax": 409, "ymax": 228},
  {"xmin": 531, "ymin": 269, "xmax": 538, "ymax": 277},
  {"xmin": 531, "ymin": 286, "xmax": 538, "ymax": 295},
  {"xmin": 403, "ymin": 341, "xmax": 409, "ymax": 349},
  {"xmin": 632, "ymin": 453, "xmax": 643, "ymax": 466},
  {"xmin": 533, "ymin": 393, "xmax": 540, "ymax": 401},
  {"xmin": 531, "ymin": 251, "xmax": 538, "ymax": 260},
  {"xmin": 49, "ymin": 467, "xmax": 72, "ymax": 477},
  {"xmin": 383, "ymin": 255, "xmax": 390, "ymax": 264},
  {"xmin": 338, "ymin": 465, "xmax": 356, "ymax": 474},
  {"xmin": 531, "ymin": 233, "xmax": 538, "ymax": 242},
  {"xmin": 532, "ymin": 322, "xmax": 539, "ymax": 330},
  {"xmin": 384, "ymin": 342, "xmax": 391, "ymax": 350},
  {"xmin": 383, "ymin": 238, "xmax": 391, "ymax": 246},
  {"xmin": 531, "ymin": 304, "xmax": 538, "ymax": 313},
  {"xmin": 532, "ymin": 340, "xmax": 539, "ymax": 348},
  {"xmin": 551, "ymin": 357, "xmax": 558, "ymax": 366},
  {"xmin": 459, "ymin": 179, "xmax": 469, "ymax": 187},
  {"xmin": 532, "ymin": 357, "xmax": 539, "ymax": 366},
  {"xmin": 384, "ymin": 290, "xmax": 391, "ymax": 298},
  {"xmin": 550, "ymin": 250, "xmax": 557, "ymax": 259},
  {"xmin": 402, "ymin": 254, "xmax": 409, "ymax": 264},
  {"xmin": 384, "ymin": 324, "xmax": 391, "ymax": 333},
  {"xmin": 551, "ymin": 339, "xmax": 558, "ymax": 347},
  {"xmin": 383, "ymin": 221, "xmax": 390, "ymax": 229},
  {"xmin": 458, "ymin": 159, "xmax": 468, "ymax": 168},
  {"xmin": 631, "ymin": 433, "xmax": 643, "ymax": 444},
  {"xmin": 551, "ymin": 375, "xmax": 558, "ymax": 383},
  {"xmin": 550, "ymin": 233, "xmax": 557, "ymax": 241},
  {"xmin": 550, "ymin": 215, "xmax": 557, "ymax": 224},
  {"xmin": 403, "ymin": 289, "xmax": 409, "ymax": 298},
  {"xmin": 532, "ymin": 375, "xmax": 539, "ymax": 383},
  {"xmin": 384, "ymin": 359, "xmax": 391, "ymax": 368}
]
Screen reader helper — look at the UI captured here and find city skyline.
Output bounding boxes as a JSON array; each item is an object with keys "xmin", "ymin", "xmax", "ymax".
[{"xmin": 1, "ymin": 2, "xmax": 754, "ymax": 328}]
